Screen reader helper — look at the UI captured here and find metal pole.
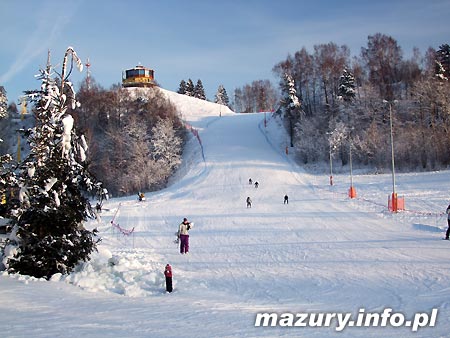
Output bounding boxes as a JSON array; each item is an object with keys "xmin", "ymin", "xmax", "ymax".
[
  {"xmin": 349, "ymin": 141, "xmax": 353, "ymax": 187},
  {"xmin": 326, "ymin": 131, "xmax": 333, "ymax": 186},
  {"xmin": 389, "ymin": 102, "xmax": 396, "ymax": 196},
  {"xmin": 388, "ymin": 101, "xmax": 398, "ymax": 212},
  {"xmin": 329, "ymin": 142, "xmax": 333, "ymax": 186}
]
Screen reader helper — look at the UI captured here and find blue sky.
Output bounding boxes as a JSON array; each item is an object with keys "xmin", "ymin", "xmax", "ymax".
[{"xmin": 1, "ymin": 0, "xmax": 449, "ymax": 105}]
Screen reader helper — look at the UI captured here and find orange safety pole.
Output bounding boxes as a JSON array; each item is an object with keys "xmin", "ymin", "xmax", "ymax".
[
  {"xmin": 391, "ymin": 192, "xmax": 398, "ymax": 212},
  {"xmin": 348, "ymin": 186, "xmax": 356, "ymax": 198}
]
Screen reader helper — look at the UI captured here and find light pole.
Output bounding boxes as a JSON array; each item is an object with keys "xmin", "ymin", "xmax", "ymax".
[
  {"xmin": 348, "ymin": 139, "xmax": 356, "ymax": 198},
  {"xmin": 326, "ymin": 132, "xmax": 333, "ymax": 186},
  {"xmin": 384, "ymin": 100, "xmax": 397, "ymax": 212},
  {"xmin": 348, "ymin": 127, "xmax": 356, "ymax": 198},
  {"xmin": 349, "ymin": 142, "xmax": 353, "ymax": 186},
  {"xmin": 329, "ymin": 141, "xmax": 333, "ymax": 186}
]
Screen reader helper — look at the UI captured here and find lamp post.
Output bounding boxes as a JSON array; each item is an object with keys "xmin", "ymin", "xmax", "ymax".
[
  {"xmin": 326, "ymin": 131, "xmax": 333, "ymax": 186},
  {"xmin": 349, "ymin": 142, "xmax": 353, "ymax": 187},
  {"xmin": 348, "ymin": 127, "xmax": 356, "ymax": 198},
  {"xmin": 329, "ymin": 141, "xmax": 333, "ymax": 186},
  {"xmin": 348, "ymin": 140, "xmax": 357, "ymax": 198},
  {"xmin": 384, "ymin": 100, "xmax": 397, "ymax": 212}
]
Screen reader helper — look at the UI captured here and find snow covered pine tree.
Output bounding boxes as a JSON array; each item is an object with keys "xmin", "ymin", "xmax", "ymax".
[
  {"xmin": 0, "ymin": 87, "xmax": 15, "ymax": 219},
  {"xmin": 2, "ymin": 47, "xmax": 103, "ymax": 279},
  {"xmin": 214, "ymin": 84, "xmax": 230, "ymax": 108},
  {"xmin": 338, "ymin": 69, "xmax": 356, "ymax": 102},
  {"xmin": 280, "ymin": 73, "xmax": 302, "ymax": 147}
]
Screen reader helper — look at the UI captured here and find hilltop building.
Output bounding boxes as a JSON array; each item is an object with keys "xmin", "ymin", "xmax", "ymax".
[{"xmin": 122, "ymin": 64, "xmax": 156, "ymax": 88}]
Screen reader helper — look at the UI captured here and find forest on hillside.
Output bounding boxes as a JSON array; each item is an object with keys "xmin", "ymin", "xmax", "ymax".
[
  {"xmin": 233, "ymin": 33, "xmax": 450, "ymax": 172},
  {"xmin": 70, "ymin": 80, "xmax": 186, "ymax": 197},
  {"xmin": 272, "ymin": 33, "xmax": 450, "ymax": 172}
]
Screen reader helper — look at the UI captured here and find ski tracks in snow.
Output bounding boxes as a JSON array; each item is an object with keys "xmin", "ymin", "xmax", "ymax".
[{"xmin": 86, "ymin": 111, "xmax": 450, "ymax": 337}]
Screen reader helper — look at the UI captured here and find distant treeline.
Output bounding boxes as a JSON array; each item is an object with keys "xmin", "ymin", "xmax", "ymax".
[{"xmin": 237, "ymin": 33, "xmax": 450, "ymax": 171}]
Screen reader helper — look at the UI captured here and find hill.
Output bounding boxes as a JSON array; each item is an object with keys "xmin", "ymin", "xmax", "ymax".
[{"xmin": 1, "ymin": 89, "xmax": 450, "ymax": 338}]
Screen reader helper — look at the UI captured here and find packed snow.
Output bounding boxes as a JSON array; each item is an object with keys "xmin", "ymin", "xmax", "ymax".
[{"xmin": 1, "ymin": 89, "xmax": 450, "ymax": 337}]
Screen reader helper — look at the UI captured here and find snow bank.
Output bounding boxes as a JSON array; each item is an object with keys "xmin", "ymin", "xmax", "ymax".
[{"xmin": 52, "ymin": 246, "xmax": 167, "ymax": 297}]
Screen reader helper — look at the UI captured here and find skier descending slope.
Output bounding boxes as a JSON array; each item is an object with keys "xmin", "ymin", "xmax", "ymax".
[
  {"xmin": 177, "ymin": 218, "xmax": 193, "ymax": 254},
  {"xmin": 246, "ymin": 196, "xmax": 252, "ymax": 208}
]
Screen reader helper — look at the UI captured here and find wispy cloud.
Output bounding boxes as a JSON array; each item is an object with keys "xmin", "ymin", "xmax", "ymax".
[{"xmin": 0, "ymin": 1, "xmax": 80, "ymax": 84}]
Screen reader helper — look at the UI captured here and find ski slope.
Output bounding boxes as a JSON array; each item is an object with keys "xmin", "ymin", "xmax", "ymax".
[{"xmin": 1, "ymin": 90, "xmax": 450, "ymax": 338}]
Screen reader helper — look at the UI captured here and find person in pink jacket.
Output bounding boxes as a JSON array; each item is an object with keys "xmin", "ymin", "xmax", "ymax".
[{"xmin": 178, "ymin": 218, "xmax": 193, "ymax": 254}]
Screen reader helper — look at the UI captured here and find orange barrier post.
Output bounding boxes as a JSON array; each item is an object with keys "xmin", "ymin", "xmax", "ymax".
[
  {"xmin": 348, "ymin": 186, "xmax": 356, "ymax": 199},
  {"xmin": 389, "ymin": 193, "xmax": 398, "ymax": 212},
  {"xmin": 388, "ymin": 193, "xmax": 405, "ymax": 212},
  {"xmin": 397, "ymin": 196, "xmax": 405, "ymax": 210}
]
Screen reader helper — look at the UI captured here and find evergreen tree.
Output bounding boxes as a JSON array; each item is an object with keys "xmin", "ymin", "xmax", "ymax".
[
  {"xmin": 0, "ymin": 152, "xmax": 15, "ymax": 216},
  {"xmin": 435, "ymin": 60, "xmax": 447, "ymax": 81},
  {"xmin": 2, "ymin": 47, "xmax": 103, "ymax": 279},
  {"xmin": 177, "ymin": 80, "xmax": 187, "ymax": 94},
  {"xmin": 0, "ymin": 86, "xmax": 7, "ymax": 119},
  {"xmin": 338, "ymin": 69, "xmax": 356, "ymax": 102},
  {"xmin": 0, "ymin": 86, "xmax": 14, "ymax": 217},
  {"xmin": 0, "ymin": 86, "xmax": 8, "ymax": 152},
  {"xmin": 214, "ymin": 85, "xmax": 230, "ymax": 107},
  {"xmin": 436, "ymin": 44, "xmax": 450, "ymax": 79},
  {"xmin": 194, "ymin": 79, "xmax": 206, "ymax": 100},
  {"xmin": 280, "ymin": 73, "xmax": 302, "ymax": 147},
  {"xmin": 185, "ymin": 79, "xmax": 195, "ymax": 97}
]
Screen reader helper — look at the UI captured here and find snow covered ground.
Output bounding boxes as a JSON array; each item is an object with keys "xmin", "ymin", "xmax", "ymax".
[{"xmin": 1, "ymin": 90, "xmax": 450, "ymax": 338}]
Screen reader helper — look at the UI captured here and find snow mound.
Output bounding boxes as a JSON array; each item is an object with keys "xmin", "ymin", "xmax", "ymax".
[{"xmin": 55, "ymin": 247, "xmax": 166, "ymax": 297}]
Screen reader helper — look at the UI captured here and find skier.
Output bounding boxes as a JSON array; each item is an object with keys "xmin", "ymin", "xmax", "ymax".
[
  {"xmin": 246, "ymin": 196, "xmax": 252, "ymax": 208},
  {"xmin": 138, "ymin": 192, "xmax": 145, "ymax": 201},
  {"xmin": 445, "ymin": 204, "xmax": 450, "ymax": 240},
  {"xmin": 164, "ymin": 264, "xmax": 173, "ymax": 293},
  {"xmin": 284, "ymin": 194, "xmax": 289, "ymax": 204},
  {"xmin": 178, "ymin": 217, "xmax": 193, "ymax": 254},
  {"xmin": 254, "ymin": 181, "xmax": 259, "ymax": 188},
  {"xmin": 248, "ymin": 178, "xmax": 253, "ymax": 185}
]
